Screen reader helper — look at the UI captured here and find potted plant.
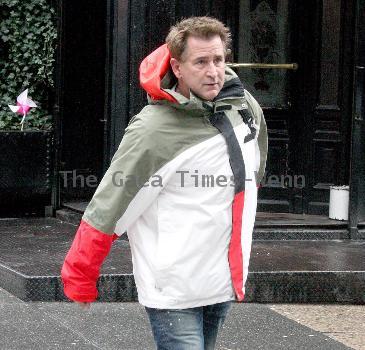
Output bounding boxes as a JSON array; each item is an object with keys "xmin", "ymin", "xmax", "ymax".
[{"xmin": 0, "ymin": 0, "xmax": 57, "ymax": 215}]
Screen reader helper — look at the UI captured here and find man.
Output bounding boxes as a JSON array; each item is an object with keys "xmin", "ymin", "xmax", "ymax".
[{"xmin": 61, "ymin": 16, "xmax": 267, "ymax": 349}]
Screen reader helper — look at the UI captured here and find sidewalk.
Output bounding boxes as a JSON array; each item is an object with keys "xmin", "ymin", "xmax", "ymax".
[
  {"xmin": 0, "ymin": 217, "xmax": 364, "ymax": 303},
  {"xmin": 1, "ymin": 287, "xmax": 359, "ymax": 350}
]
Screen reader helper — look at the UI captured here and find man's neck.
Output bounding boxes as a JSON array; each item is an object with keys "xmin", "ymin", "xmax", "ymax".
[{"xmin": 176, "ymin": 81, "xmax": 190, "ymax": 99}]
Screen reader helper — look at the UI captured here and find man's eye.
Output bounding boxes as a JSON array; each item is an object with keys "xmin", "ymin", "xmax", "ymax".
[
  {"xmin": 196, "ymin": 60, "xmax": 205, "ymax": 65},
  {"xmin": 214, "ymin": 58, "xmax": 223, "ymax": 64}
]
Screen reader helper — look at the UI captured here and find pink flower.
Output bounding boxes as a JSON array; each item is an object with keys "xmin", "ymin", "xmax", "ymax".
[{"xmin": 8, "ymin": 89, "xmax": 37, "ymax": 130}]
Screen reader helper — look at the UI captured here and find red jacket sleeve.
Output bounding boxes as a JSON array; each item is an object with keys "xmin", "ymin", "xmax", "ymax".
[{"xmin": 61, "ymin": 220, "xmax": 118, "ymax": 302}]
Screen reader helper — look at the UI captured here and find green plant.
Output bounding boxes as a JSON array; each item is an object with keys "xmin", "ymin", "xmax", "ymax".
[{"xmin": 0, "ymin": 0, "xmax": 57, "ymax": 130}]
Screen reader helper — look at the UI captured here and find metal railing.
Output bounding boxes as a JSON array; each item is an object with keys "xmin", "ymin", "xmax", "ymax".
[{"xmin": 226, "ymin": 63, "xmax": 298, "ymax": 70}]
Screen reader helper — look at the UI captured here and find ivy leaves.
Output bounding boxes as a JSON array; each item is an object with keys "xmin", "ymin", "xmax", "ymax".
[{"xmin": 0, "ymin": 0, "xmax": 57, "ymax": 130}]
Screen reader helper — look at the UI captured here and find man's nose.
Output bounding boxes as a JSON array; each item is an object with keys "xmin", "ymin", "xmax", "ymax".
[{"xmin": 206, "ymin": 61, "xmax": 218, "ymax": 78}]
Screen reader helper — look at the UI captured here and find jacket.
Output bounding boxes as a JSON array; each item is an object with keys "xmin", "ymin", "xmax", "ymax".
[{"xmin": 61, "ymin": 44, "xmax": 268, "ymax": 309}]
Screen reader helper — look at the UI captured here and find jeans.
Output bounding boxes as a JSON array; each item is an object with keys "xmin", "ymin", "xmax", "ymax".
[{"xmin": 145, "ymin": 301, "xmax": 232, "ymax": 350}]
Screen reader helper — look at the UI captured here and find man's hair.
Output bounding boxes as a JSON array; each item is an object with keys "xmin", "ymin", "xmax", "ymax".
[{"xmin": 166, "ymin": 16, "xmax": 232, "ymax": 60}]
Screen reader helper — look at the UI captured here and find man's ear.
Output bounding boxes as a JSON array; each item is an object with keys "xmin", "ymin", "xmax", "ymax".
[{"xmin": 170, "ymin": 58, "xmax": 182, "ymax": 79}]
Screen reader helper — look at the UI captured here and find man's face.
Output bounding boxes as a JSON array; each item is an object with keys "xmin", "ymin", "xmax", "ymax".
[{"xmin": 170, "ymin": 35, "xmax": 226, "ymax": 101}]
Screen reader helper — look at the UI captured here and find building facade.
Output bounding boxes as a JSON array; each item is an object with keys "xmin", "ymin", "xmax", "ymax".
[{"xmin": 54, "ymin": 0, "xmax": 365, "ymax": 237}]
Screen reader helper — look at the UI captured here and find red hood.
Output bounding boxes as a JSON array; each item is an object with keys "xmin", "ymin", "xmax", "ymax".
[{"xmin": 139, "ymin": 44, "xmax": 177, "ymax": 103}]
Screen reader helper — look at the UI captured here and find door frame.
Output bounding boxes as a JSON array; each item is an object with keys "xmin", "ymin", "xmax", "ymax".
[{"xmin": 349, "ymin": 0, "xmax": 365, "ymax": 238}]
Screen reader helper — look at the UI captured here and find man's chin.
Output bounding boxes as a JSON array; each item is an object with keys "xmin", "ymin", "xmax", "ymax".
[{"xmin": 194, "ymin": 90, "xmax": 220, "ymax": 102}]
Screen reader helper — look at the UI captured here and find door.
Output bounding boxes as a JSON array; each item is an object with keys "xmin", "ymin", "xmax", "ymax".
[
  {"xmin": 59, "ymin": 0, "xmax": 107, "ymax": 202},
  {"xmin": 234, "ymin": 0, "xmax": 354, "ymax": 214}
]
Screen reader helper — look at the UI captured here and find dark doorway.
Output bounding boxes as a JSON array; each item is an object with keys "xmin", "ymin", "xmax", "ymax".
[{"xmin": 60, "ymin": 0, "xmax": 107, "ymax": 202}]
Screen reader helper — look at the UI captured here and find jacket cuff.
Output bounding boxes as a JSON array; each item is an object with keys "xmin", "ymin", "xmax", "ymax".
[
  {"xmin": 62, "ymin": 282, "xmax": 98, "ymax": 302},
  {"xmin": 61, "ymin": 220, "xmax": 116, "ymax": 303}
]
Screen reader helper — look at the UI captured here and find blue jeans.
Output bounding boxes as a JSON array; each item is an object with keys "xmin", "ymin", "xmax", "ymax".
[{"xmin": 145, "ymin": 301, "xmax": 232, "ymax": 350}]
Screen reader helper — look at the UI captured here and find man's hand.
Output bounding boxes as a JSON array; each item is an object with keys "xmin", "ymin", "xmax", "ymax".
[{"xmin": 75, "ymin": 301, "xmax": 91, "ymax": 310}]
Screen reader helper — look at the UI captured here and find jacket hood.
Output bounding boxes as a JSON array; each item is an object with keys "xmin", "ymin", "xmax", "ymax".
[
  {"xmin": 139, "ymin": 44, "xmax": 177, "ymax": 103},
  {"xmin": 139, "ymin": 44, "xmax": 246, "ymax": 107}
]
